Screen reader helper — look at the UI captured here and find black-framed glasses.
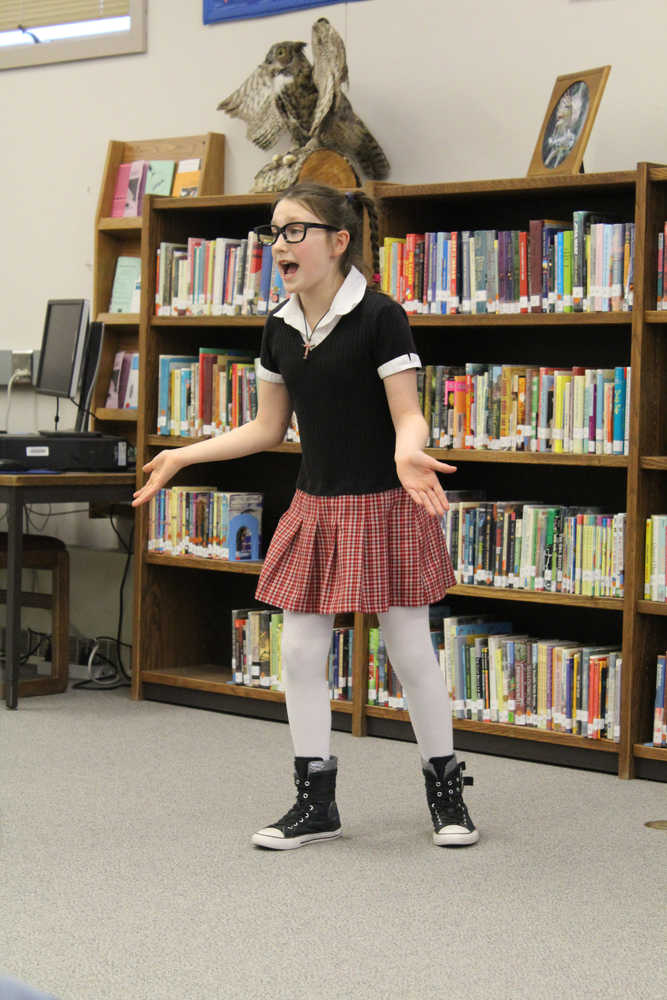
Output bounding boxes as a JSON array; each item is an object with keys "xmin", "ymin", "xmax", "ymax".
[{"xmin": 254, "ymin": 222, "xmax": 339, "ymax": 246}]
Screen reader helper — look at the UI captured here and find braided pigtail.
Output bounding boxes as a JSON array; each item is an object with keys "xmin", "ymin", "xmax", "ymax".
[{"xmin": 345, "ymin": 190, "xmax": 381, "ymax": 288}]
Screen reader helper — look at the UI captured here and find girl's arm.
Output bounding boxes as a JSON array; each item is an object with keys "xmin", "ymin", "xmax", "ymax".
[
  {"xmin": 384, "ymin": 369, "xmax": 457, "ymax": 517},
  {"xmin": 132, "ymin": 379, "xmax": 293, "ymax": 507}
]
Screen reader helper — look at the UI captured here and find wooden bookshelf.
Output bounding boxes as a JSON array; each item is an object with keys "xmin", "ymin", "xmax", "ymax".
[
  {"xmin": 91, "ymin": 134, "xmax": 225, "ymax": 442},
  {"xmin": 130, "ymin": 169, "xmax": 666, "ymax": 781}
]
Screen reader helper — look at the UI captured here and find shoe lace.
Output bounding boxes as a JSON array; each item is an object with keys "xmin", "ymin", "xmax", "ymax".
[
  {"xmin": 276, "ymin": 775, "xmax": 316, "ymax": 830},
  {"xmin": 428, "ymin": 765, "xmax": 473, "ymax": 828}
]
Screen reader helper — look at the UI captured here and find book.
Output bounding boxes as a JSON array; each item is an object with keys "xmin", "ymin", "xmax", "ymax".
[
  {"xmin": 117, "ymin": 352, "xmax": 133, "ymax": 409},
  {"xmin": 144, "ymin": 160, "xmax": 176, "ymax": 196},
  {"xmin": 197, "ymin": 347, "xmax": 253, "ymax": 435},
  {"xmin": 157, "ymin": 354, "xmax": 198, "ymax": 435},
  {"xmin": 123, "ymin": 353, "xmax": 140, "ymax": 409},
  {"xmin": 155, "ymin": 241, "xmax": 187, "ymax": 315},
  {"xmin": 217, "ymin": 492, "xmax": 263, "ymax": 561},
  {"xmin": 109, "ymin": 256, "xmax": 142, "ymax": 313},
  {"xmin": 257, "ymin": 244, "xmax": 274, "ymax": 314},
  {"xmin": 648, "ymin": 514, "xmax": 667, "ymax": 601},
  {"xmin": 110, "ymin": 163, "xmax": 131, "ymax": 218},
  {"xmin": 123, "ymin": 160, "xmax": 148, "ymax": 217},
  {"xmin": 104, "ymin": 350, "xmax": 125, "ymax": 408},
  {"xmin": 231, "ymin": 608, "xmax": 249, "ymax": 684},
  {"xmin": 247, "ymin": 610, "xmax": 272, "ymax": 687},
  {"xmin": 654, "ymin": 654, "xmax": 666, "ymax": 745},
  {"xmin": 172, "ymin": 157, "xmax": 201, "ymax": 197}
]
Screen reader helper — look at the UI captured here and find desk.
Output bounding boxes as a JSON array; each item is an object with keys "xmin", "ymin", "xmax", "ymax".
[{"xmin": 0, "ymin": 472, "xmax": 135, "ymax": 709}]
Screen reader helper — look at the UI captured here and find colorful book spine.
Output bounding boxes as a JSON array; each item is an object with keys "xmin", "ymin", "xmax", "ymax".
[
  {"xmin": 654, "ymin": 654, "xmax": 666, "ymax": 746},
  {"xmin": 645, "ymin": 514, "xmax": 667, "ymax": 601},
  {"xmin": 379, "ymin": 214, "xmax": 634, "ymax": 315}
]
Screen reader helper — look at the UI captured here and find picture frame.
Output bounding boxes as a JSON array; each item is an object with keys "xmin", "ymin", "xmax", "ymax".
[
  {"xmin": 527, "ymin": 65, "xmax": 611, "ymax": 176},
  {"xmin": 203, "ymin": 0, "xmax": 360, "ymax": 24}
]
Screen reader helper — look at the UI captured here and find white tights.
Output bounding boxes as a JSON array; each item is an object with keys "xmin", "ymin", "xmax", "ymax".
[{"xmin": 281, "ymin": 605, "xmax": 454, "ymax": 761}]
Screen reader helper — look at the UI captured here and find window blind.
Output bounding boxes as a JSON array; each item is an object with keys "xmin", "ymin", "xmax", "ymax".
[{"xmin": 0, "ymin": 2, "xmax": 129, "ymax": 32}]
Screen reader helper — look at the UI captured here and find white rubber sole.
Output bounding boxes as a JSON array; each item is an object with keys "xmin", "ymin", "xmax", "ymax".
[
  {"xmin": 251, "ymin": 827, "xmax": 342, "ymax": 850},
  {"xmin": 433, "ymin": 827, "xmax": 480, "ymax": 847}
]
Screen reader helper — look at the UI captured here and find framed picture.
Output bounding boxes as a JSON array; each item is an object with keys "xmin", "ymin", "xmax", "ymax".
[{"xmin": 527, "ymin": 65, "xmax": 611, "ymax": 176}]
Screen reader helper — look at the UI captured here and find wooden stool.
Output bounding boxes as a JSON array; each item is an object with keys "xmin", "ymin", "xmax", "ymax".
[{"xmin": 0, "ymin": 534, "xmax": 70, "ymax": 698}]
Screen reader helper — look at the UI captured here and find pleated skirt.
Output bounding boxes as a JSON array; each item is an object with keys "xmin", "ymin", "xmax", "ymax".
[{"xmin": 255, "ymin": 488, "xmax": 456, "ymax": 614}]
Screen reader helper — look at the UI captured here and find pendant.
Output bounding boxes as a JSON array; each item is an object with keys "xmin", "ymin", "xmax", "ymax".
[{"xmin": 303, "ymin": 342, "xmax": 311, "ymax": 359}]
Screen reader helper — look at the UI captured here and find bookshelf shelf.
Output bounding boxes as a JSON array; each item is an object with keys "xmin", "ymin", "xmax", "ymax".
[
  {"xmin": 452, "ymin": 719, "xmax": 620, "ymax": 752},
  {"xmin": 144, "ymin": 435, "xmax": 301, "ymax": 454},
  {"xmin": 372, "ymin": 170, "xmax": 637, "ymax": 199},
  {"xmin": 448, "ymin": 584, "xmax": 623, "ymax": 610},
  {"xmin": 633, "ymin": 743, "xmax": 667, "ymax": 761},
  {"xmin": 426, "ymin": 448, "xmax": 628, "ymax": 467},
  {"xmin": 141, "ymin": 665, "xmax": 283, "ymax": 697},
  {"xmin": 410, "ymin": 312, "xmax": 632, "ymax": 328},
  {"xmin": 640, "ymin": 456, "xmax": 667, "ymax": 470},
  {"xmin": 145, "ymin": 551, "xmax": 263, "ymax": 575},
  {"xmin": 637, "ymin": 600, "xmax": 667, "ymax": 616},
  {"xmin": 145, "ymin": 437, "xmax": 619, "ymax": 466},
  {"xmin": 365, "ymin": 705, "xmax": 411, "ymax": 722},
  {"xmin": 147, "ymin": 434, "xmax": 208, "ymax": 448},
  {"xmin": 97, "ymin": 217, "xmax": 142, "ymax": 235},
  {"xmin": 152, "ymin": 316, "xmax": 266, "ymax": 328},
  {"xmin": 138, "ymin": 665, "xmax": 353, "ymax": 712},
  {"xmin": 95, "ymin": 408, "xmax": 138, "ymax": 422},
  {"xmin": 97, "ymin": 313, "xmax": 140, "ymax": 326},
  {"xmin": 130, "ymin": 168, "xmax": 666, "ymax": 783},
  {"xmin": 270, "ymin": 442, "xmax": 302, "ymax": 455},
  {"xmin": 365, "ymin": 705, "xmax": 620, "ymax": 752}
]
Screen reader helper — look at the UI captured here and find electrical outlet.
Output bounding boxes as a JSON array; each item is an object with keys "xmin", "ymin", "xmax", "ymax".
[{"xmin": 11, "ymin": 351, "xmax": 33, "ymax": 383}]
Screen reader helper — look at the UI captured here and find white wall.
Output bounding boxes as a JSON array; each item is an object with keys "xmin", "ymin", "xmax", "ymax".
[{"xmin": 1, "ymin": 0, "xmax": 666, "ymax": 642}]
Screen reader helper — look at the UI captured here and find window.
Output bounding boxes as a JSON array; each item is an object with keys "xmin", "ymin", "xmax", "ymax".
[{"xmin": 0, "ymin": 1, "xmax": 146, "ymax": 70}]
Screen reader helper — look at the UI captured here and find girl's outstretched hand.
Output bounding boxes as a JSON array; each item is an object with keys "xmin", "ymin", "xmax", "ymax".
[
  {"xmin": 396, "ymin": 451, "xmax": 456, "ymax": 518},
  {"xmin": 132, "ymin": 450, "xmax": 182, "ymax": 508}
]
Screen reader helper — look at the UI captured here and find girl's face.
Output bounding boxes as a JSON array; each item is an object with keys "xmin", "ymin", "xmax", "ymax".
[{"xmin": 271, "ymin": 198, "xmax": 349, "ymax": 297}]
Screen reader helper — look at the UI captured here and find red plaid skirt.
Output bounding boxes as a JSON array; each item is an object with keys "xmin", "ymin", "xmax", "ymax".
[{"xmin": 255, "ymin": 488, "xmax": 456, "ymax": 614}]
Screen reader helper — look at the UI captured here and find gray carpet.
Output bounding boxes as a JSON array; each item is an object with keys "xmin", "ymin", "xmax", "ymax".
[{"xmin": 1, "ymin": 687, "xmax": 665, "ymax": 1000}]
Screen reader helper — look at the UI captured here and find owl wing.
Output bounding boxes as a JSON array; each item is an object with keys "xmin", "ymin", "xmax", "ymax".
[
  {"xmin": 217, "ymin": 63, "xmax": 284, "ymax": 151},
  {"xmin": 309, "ymin": 19, "xmax": 349, "ymax": 138}
]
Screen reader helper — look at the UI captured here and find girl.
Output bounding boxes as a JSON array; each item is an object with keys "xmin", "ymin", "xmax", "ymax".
[{"xmin": 132, "ymin": 182, "xmax": 479, "ymax": 850}]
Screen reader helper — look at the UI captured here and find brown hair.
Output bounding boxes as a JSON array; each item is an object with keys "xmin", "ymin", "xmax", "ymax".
[{"xmin": 272, "ymin": 181, "xmax": 381, "ymax": 285}]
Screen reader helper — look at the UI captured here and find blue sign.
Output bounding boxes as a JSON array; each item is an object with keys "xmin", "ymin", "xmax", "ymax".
[{"xmin": 204, "ymin": 1, "xmax": 364, "ymax": 25}]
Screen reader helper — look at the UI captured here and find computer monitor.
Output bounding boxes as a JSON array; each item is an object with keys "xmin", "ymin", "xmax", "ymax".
[
  {"xmin": 34, "ymin": 300, "xmax": 106, "ymax": 435},
  {"xmin": 75, "ymin": 320, "xmax": 104, "ymax": 432},
  {"xmin": 34, "ymin": 299, "xmax": 90, "ymax": 400}
]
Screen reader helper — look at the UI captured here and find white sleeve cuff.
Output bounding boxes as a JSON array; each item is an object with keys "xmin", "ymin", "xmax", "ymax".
[
  {"xmin": 256, "ymin": 361, "xmax": 285, "ymax": 384},
  {"xmin": 377, "ymin": 353, "xmax": 422, "ymax": 379}
]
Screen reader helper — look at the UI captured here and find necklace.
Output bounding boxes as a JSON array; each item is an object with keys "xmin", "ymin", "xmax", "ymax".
[{"xmin": 301, "ymin": 304, "xmax": 328, "ymax": 360}]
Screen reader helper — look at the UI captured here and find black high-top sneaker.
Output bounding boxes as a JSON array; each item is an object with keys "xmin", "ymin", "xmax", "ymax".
[
  {"xmin": 251, "ymin": 756, "xmax": 342, "ymax": 850},
  {"xmin": 422, "ymin": 754, "xmax": 479, "ymax": 846}
]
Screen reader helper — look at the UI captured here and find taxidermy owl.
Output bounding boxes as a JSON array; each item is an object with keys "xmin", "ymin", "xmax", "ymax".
[{"xmin": 217, "ymin": 17, "xmax": 390, "ymax": 192}]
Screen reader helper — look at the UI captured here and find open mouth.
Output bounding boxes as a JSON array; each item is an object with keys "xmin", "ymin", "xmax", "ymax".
[{"xmin": 280, "ymin": 262, "xmax": 299, "ymax": 277}]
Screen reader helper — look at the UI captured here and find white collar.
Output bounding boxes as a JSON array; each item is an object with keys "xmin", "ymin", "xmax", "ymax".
[{"xmin": 274, "ymin": 265, "xmax": 367, "ymax": 337}]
